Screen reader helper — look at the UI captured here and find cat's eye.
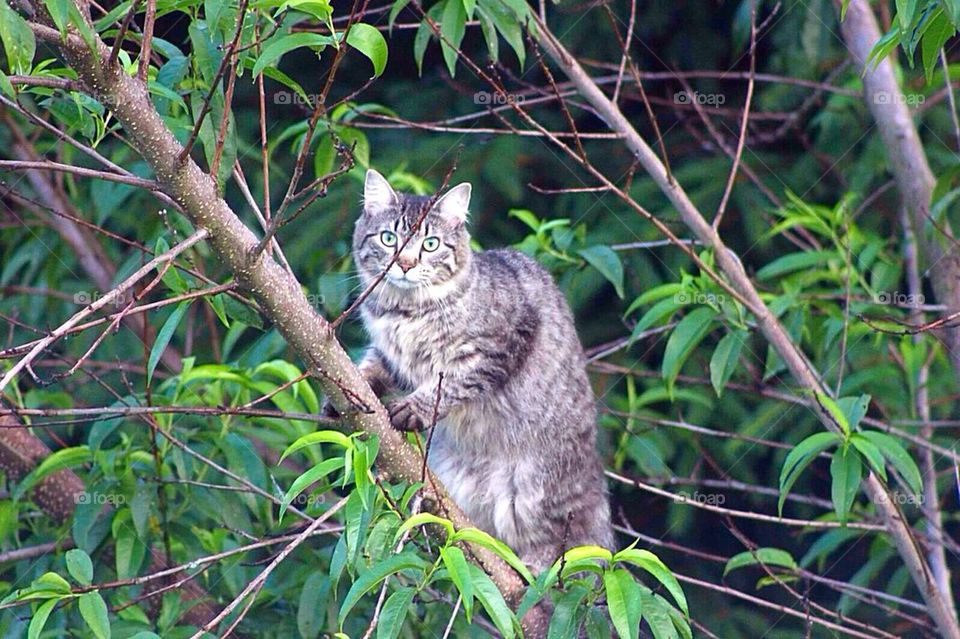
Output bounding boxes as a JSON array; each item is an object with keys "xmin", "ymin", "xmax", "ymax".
[
  {"xmin": 379, "ymin": 230, "xmax": 398, "ymax": 247},
  {"xmin": 422, "ymin": 236, "xmax": 440, "ymax": 252}
]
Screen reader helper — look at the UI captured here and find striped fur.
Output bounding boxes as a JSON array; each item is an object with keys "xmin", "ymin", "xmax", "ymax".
[{"xmin": 351, "ymin": 170, "xmax": 613, "ymax": 571}]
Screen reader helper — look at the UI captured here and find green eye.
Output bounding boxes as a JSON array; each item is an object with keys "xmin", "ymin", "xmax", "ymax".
[
  {"xmin": 380, "ymin": 230, "xmax": 397, "ymax": 247},
  {"xmin": 422, "ymin": 236, "xmax": 440, "ymax": 252}
]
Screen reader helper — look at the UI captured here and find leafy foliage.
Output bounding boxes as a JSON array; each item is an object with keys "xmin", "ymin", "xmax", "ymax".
[{"xmin": 0, "ymin": 0, "xmax": 957, "ymax": 637}]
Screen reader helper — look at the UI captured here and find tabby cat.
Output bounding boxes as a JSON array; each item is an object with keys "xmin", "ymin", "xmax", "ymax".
[{"xmin": 347, "ymin": 169, "xmax": 613, "ymax": 572}]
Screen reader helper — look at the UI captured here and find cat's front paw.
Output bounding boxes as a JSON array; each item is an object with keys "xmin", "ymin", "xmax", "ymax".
[{"xmin": 387, "ymin": 395, "xmax": 433, "ymax": 432}]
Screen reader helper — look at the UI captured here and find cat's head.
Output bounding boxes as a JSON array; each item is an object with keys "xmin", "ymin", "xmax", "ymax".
[{"xmin": 353, "ymin": 169, "xmax": 473, "ymax": 292}]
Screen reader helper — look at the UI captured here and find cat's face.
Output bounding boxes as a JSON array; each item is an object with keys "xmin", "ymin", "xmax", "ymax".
[{"xmin": 353, "ymin": 170, "xmax": 472, "ymax": 292}]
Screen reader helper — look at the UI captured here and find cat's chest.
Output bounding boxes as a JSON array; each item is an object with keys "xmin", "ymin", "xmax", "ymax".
[{"xmin": 365, "ymin": 313, "xmax": 458, "ymax": 386}]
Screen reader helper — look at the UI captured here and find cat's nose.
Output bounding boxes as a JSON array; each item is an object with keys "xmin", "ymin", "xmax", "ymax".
[{"xmin": 397, "ymin": 256, "xmax": 418, "ymax": 273}]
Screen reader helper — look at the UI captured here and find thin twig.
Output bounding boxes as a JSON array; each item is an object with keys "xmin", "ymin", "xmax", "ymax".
[{"xmin": 712, "ymin": 2, "xmax": 757, "ymax": 229}]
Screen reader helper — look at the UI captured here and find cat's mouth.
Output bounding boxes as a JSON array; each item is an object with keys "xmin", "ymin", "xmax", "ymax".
[
  {"xmin": 385, "ymin": 270, "xmax": 423, "ymax": 289},
  {"xmin": 387, "ymin": 276, "xmax": 420, "ymax": 289}
]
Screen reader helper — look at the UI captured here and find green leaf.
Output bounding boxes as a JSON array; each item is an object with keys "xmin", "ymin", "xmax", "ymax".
[
  {"xmin": 584, "ymin": 606, "xmax": 612, "ymax": 639},
  {"xmin": 346, "ymin": 23, "xmax": 388, "ymax": 77},
  {"xmin": 837, "ymin": 394, "xmax": 870, "ymax": 432},
  {"xmin": 579, "ymin": 245, "xmax": 625, "ymax": 298},
  {"xmin": 67, "ymin": 3, "xmax": 97, "ymax": 60},
  {"xmin": 778, "ymin": 431, "xmax": 841, "ymax": 516},
  {"xmin": 508, "ymin": 208, "xmax": 540, "ymax": 230},
  {"xmin": 859, "ymin": 431, "xmax": 923, "ymax": 496},
  {"xmin": 113, "ymin": 521, "xmax": 145, "ymax": 580},
  {"xmin": 377, "ymin": 587, "xmax": 415, "ymax": 639},
  {"xmin": 0, "ymin": 70, "xmax": 13, "ymax": 98},
  {"xmin": 897, "ymin": 0, "xmax": 918, "ymax": 30},
  {"xmin": 297, "ymin": 572, "xmax": 330, "ymax": 639},
  {"xmin": 154, "ymin": 237, "xmax": 189, "ymax": 293},
  {"xmin": 604, "ymin": 569, "xmax": 642, "ymax": 639},
  {"xmin": 14, "ymin": 446, "xmax": 92, "ymax": 500},
  {"xmin": 337, "ymin": 126, "xmax": 370, "ymax": 168},
  {"xmin": 830, "ymin": 446, "xmax": 863, "ymax": 525},
  {"xmin": 483, "ymin": 0, "xmax": 527, "ymax": 66},
  {"xmin": 450, "ymin": 527, "xmax": 534, "ymax": 583},
  {"xmin": 563, "ymin": 545, "xmax": 614, "ymax": 564},
  {"xmin": 943, "ymin": 0, "xmax": 960, "ymax": 23},
  {"xmin": 393, "ymin": 512, "xmax": 455, "ymax": 542},
  {"xmin": 629, "ymin": 298, "xmax": 682, "ymax": 345},
  {"xmin": 28, "ymin": 598, "xmax": 60, "ymax": 639},
  {"xmin": 0, "ymin": 0, "xmax": 36, "ymax": 74},
  {"xmin": 661, "ymin": 307, "xmax": 716, "ymax": 398},
  {"xmin": 613, "ymin": 548, "xmax": 687, "ymax": 616},
  {"xmin": 469, "ymin": 564, "xmax": 516, "ymax": 639},
  {"xmin": 800, "ymin": 528, "xmax": 861, "ymax": 569},
  {"xmin": 548, "ymin": 585, "xmax": 589, "ymax": 639},
  {"xmin": 866, "ymin": 25, "xmax": 901, "ymax": 69},
  {"xmin": 42, "ymin": 0, "xmax": 70, "ymax": 35},
  {"xmin": 476, "ymin": 6, "xmax": 499, "ymax": 61},
  {"xmin": 755, "ymin": 250, "xmax": 837, "ymax": 281},
  {"xmin": 814, "ymin": 391, "xmax": 850, "ymax": 437},
  {"xmin": 280, "ymin": 430, "xmax": 352, "ymax": 462},
  {"xmin": 280, "ymin": 0, "xmax": 333, "ymax": 28},
  {"xmin": 849, "ymin": 433, "xmax": 887, "ymax": 481},
  {"xmin": 279, "ymin": 457, "xmax": 345, "ymax": 522},
  {"xmin": 709, "ymin": 330, "xmax": 745, "ymax": 397},
  {"xmin": 252, "ymin": 33, "xmax": 336, "ymax": 77},
  {"xmin": 413, "ymin": 16, "xmax": 432, "ymax": 76},
  {"xmin": 723, "ymin": 548, "xmax": 798, "ymax": 576},
  {"xmin": 440, "ymin": 0, "xmax": 467, "ymax": 76},
  {"xmin": 440, "ymin": 546, "xmax": 474, "ymax": 621},
  {"xmin": 641, "ymin": 591, "xmax": 682, "ymax": 639},
  {"xmin": 922, "ymin": 10, "xmax": 956, "ymax": 81},
  {"xmin": 338, "ymin": 553, "xmax": 427, "ymax": 627},
  {"xmin": 35, "ymin": 572, "xmax": 72, "ymax": 595},
  {"xmin": 78, "ymin": 591, "xmax": 111, "ymax": 639},
  {"xmin": 148, "ymin": 301, "xmax": 190, "ymax": 385},
  {"xmin": 66, "ymin": 549, "xmax": 94, "ymax": 586},
  {"xmin": 352, "ymin": 436, "xmax": 379, "ymax": 507},
  {"xmin": 388, "ymin": 0, "xmax": 413, "ymax": 31},
  {"xmin": 625, "ymin": 283, "xmax": 684, "ymax": 316}
]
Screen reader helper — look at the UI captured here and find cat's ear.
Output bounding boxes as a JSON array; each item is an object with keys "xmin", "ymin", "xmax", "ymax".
[
  {"xmin": 363, "ymin": 169, "xmax": 398, "ymax": 215},
  {"xmin": 435, "ymin": 182, "xmax": 471, "ymax": 225}
]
